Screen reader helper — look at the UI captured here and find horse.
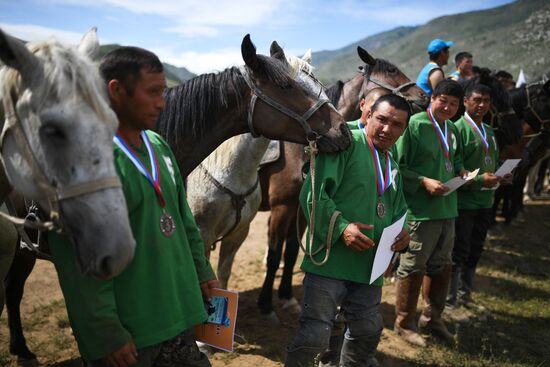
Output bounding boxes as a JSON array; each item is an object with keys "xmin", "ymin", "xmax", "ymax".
[
  {"xmin": 0, "ymin": 28, "xmax": 135, "ymax": 279},
  {"xmin": 186, "ymin": 41, "xmax": 334, "ymax": 292},
  {"xmin": 256, "ymin": 47, "xmax": 429, "ymax": 322},
  {"xmin": 156, "ymin": 34, "xmax": 351, "ymax": 179}
]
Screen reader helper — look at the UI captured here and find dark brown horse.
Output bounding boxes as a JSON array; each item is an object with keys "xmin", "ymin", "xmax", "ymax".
[{"xmin": 256, "ymin": 47, "xmax": 429, "ymax": 321}]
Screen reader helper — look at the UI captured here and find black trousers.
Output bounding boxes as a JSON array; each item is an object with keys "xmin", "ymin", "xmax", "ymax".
[{"xmin": 452, "ymin": 208, "xmax": 493, "ymax": 270}]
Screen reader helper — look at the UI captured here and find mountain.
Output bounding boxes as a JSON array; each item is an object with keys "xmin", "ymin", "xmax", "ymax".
[
  {"xmin": 98, "ymin": 44, "xmax": 196, "ymax": 86},
  {"xmin": 312, "ymin": 0, "xmax": 550, "ymax": 85}
]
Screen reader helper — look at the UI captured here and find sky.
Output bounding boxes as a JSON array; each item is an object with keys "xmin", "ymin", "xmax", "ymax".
[{"xmin": 0, "ymin": 0, "xmax": 514, "ymax": 74}]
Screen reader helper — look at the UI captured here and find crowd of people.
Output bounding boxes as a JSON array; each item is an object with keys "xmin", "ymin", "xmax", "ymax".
[{"xmin": 11, "ymin": 37, "xmax": 533, "ymax": 367}]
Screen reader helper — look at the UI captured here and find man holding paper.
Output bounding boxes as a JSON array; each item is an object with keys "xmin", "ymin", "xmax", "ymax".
[
  {"xmin": 285, "ymin": 94, "xmax": 410, "ymax": 367},
  {"xmin": 446, "ymin": 84, "xmax": 510, "ymax": 315},
  {"xmin": 394, "ymin": 80, "xmax": 465, "ymax": 345}
]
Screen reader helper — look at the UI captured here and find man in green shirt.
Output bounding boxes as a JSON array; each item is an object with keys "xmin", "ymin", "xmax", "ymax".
[
  {"xmin": 446, "ymin": 84, "xmax": 510, "ymax": 315},
  {"xmin": 49, "ymin": 47, "xmax": 219, "ymax": 366},
  {"xmin": 394, "ymin": 80, "xmax": 465, "ymax": 346},
  {"xmin": 285, "ymin": 94, "xmax": 411, "ymax": 367}
]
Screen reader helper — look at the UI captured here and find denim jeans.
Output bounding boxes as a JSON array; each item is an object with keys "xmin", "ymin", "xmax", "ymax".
[{"xmin": 285, "ymin": 273, "xmax": 383, "ymax": 367}]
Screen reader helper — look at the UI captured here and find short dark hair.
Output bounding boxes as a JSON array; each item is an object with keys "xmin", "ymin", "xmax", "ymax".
[
  {"xmin": 429, "ymin": 49, "xmax": 448, "ymax": 61},
  {"xmin": 433, "ymin": 79, "xmax": 464, "ymax": 100},
  {"xmin": 464, "ymin": 83, "xmax": 491, "ymax": 98},
  {"xmin": 455, "ymin": 51, "xmax": 472, "ymax": 66},
  {"xmin": 472, "ymin": 65, "xmax": 481, "ymax": 75},
  {"xmin": 371, "ymin": 94, "xmax": 411, "ymax": 122},
  {"xmin": 99, "ymin": 46, "xmax": 163, "ymax": 94}
]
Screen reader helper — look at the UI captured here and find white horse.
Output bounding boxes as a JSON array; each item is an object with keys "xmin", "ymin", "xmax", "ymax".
[
  {"xmin": 0, "ymin": 28, "xmax": 135, "ymax": 279},
  {"xmin": 186, "ymin": 42, "xmax": 331, "ymax": 296}
]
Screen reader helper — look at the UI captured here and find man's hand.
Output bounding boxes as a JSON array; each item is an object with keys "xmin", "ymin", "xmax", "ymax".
[
  {"xmin": 342, "ymin": 222, "xmax": 374, "ymax": 252},
  {"xmin": 102, "ymin": 340, "xmax": 138, "ymax": 367},
  {"xmin": 422, "ymin": 177, "xmax": 450, "ymax": 196},
  {"xmin": 481, "ymin": 172, "xmax": 500, "ymax": 188},
  {"xmin": 500, "ymin": 173, "xmax": 513, "ymax": 185},
  {"xmin": 200, "ymin": 279, "xmax": 221, "ymax": 300},
  {"xmin": 391, "ymin": 229, "xmax": 410, "ymax": 252}
]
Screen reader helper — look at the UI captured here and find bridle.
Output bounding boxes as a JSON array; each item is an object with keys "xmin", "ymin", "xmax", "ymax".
[
  {"xmin": 0, "ymin": 85, "xmax": 122, "ymax": 233},
  {"xmin": 487, "ymin": 106, "xmax": 516, "ymax": 131},
  {"xmin": 241, "ymin": 67, "xmax": 332, "ymax": 143},
  {"xmin": 523, "ymin": 82, "xmax": 550, "ymax": 128},
  {"xmin": 361, "ymin": 63, "xmax": 417, "ymax": 99}
]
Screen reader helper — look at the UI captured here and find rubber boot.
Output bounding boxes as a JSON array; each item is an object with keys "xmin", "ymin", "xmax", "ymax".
[
  {"xmin": 393, "ymin": 272, "xmax": 426, "ymax": 347},
  {"xmin": 339, "ymin": 331, "xmax": 382, "ymax": 367},
  {"xmin": 418, "ymin": 266, "xmax": 455, "ymax": 343}
]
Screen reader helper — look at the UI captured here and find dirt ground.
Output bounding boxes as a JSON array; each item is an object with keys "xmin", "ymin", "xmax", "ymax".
[{"xmin": 1, "ymin": 196, "xmax": 549, "ymax": 366}]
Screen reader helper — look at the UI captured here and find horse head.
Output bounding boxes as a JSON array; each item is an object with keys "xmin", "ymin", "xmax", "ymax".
[
  {"xmin": 241, "ymin": 35, "xmax": 350, "ymax": 153},
  {"xmin": 357, "ymin": 46, "xmax": 428, "ymax": 113},
  {"xmin": 0, "ymin": 28, "xmax": 135, "ymax": 279}
]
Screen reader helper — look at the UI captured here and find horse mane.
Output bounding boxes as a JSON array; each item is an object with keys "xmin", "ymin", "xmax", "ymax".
[
  {"xmin": 285, "ymin": 55, "xmax": 314, "ymax": 78},
  {"xmin": 156, "ymin": 54, "xmax": 293, "ymax": 146},
  {"xmin": 0, "ymin": 39, "xmax": 113, "ymax": 125}
]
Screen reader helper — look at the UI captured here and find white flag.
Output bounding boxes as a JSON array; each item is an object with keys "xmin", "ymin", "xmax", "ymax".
[{"xmin": 516, "ymin": 69, "xmax": 527, "ymax": 88}]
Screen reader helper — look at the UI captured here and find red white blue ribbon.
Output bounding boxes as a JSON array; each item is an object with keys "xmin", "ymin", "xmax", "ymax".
[
  {"xmin": 366, "ymin": 131, "xmax": 392, "ymax": 196},
  {"xmin": 427, "ymin": 106, "xmax": 450, "ymax": 159},
  {"xmin": 114, "ymin": 131, "xmax": 165, "ymax": 207},
  {"xmin": 464, "ymin": 112, "xmax": 490, "ymax": 156}
]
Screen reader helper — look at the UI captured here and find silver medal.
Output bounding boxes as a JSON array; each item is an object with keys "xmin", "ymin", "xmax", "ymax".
[
  {"xmin": 160, "ymin": 212, "xmax": 176, "ymax": 236},
  {"xmin": 484, "ymin": 156, "xmax": 492, "ymax": 166},
  {"xmin": 445, "ymin": 160, "xmax": 453, "ymax": 173},
  {"xmin": 376, "ymin": 201, "xmax": 385, "ymax": 218}
]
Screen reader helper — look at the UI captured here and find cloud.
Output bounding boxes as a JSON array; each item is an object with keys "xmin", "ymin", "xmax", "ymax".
[
  {"xmin": 0, "ymin": 23, "xmax": 86, "ymax": 44},
  {"xmin": 151, "ymin": 46, "xmax": 244, "ymax": 74}
]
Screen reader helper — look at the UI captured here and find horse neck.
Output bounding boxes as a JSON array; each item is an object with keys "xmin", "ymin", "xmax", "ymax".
[
  {"xmin": 202, "ymin": 134, "xmax": 270, "ymax": 188},
  {"xmin": 338, "ymin": 74, "xmax": 364, "ymax": 121},
  {"xmin": 509, "ymin": 87, "xmax": 527, "ymax": 118}
]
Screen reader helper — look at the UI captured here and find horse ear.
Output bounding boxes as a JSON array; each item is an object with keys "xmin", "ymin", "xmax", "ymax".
[
  {"xmin": 357, "ymin": 46, "xmax": 376, "ymax": 67},
  {"xmin": 241, "ymin": 34, "xmax": 259, "ymax": 71},
  {"xmin": 302, "ymin": 49, "xmax": 312, "ymax": 64},
  {"xmin": 270, "ymin": 41, "xmax": 286, "ymax": 61},
  {"xmin": 0, "ymin": 29, "xmax": 43, "ymax": 85},
  {"xmin": 78, "ymin": 27, "xmax": 100, "ymax": 60}
]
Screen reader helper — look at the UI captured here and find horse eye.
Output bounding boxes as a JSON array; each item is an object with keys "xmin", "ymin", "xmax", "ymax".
[
  {"xmin": 388, "ymin": 67, "xmax": 397, "ymax": 73},
  {"xmin": 40, "ymin": 122, "xmax": 67, "ymax": 141}
]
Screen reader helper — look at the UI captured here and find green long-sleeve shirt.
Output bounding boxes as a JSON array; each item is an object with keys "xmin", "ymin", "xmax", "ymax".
[
  {"xmin": 299, "ymin": 128, "xmax": 408, "ymax": 286},
  {"xmin": 395, "ymin": 111, "xmax": 464, "ymax": 221},
  {"xmin": 50, "ymin": 131, "xmax": 215, "ymax": 361},
  {"xmin": 454, "ymin": 116, "xmax": 499, "ymax": 209}
]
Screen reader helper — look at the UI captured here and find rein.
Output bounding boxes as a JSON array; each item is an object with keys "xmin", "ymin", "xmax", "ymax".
[
  {"xmin": 197, "ymin": 163, "xmax": 259, "ymax": 250},
  {"xmin": 241, "ymin": 68, "xmax": 329, "ymax": 142},
  {"xmin": 0, "ymin": 85, "xmax": 121, "ymax": 233}
]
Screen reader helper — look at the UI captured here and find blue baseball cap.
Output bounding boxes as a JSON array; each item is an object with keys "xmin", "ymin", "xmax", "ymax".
[{"xmin": 427, "ymin": 39, "xmax": 454, "ymax": 53}]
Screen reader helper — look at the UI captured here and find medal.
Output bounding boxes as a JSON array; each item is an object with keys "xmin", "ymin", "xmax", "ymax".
[
  {"xmin": 427, "ymin": 107, "xmax": 452, "ymax": 172},
  {"xmin": 114, "ymin": 131, "xmax": 176, "ymax": 237},
  {"xmin": 376, "ymin": 201, "xmax": 385, "ymax": 218},
  {"xmin": 464, "ymin": 112, "xmax": 493, "ymax": 168},
  {"xmin": 445, "ymin": 160, "xmax": 453, "ymax": 173},
  {"xmin": 366, "ymin": 132, "xmax": 392, "ymax": 218},
  {"xmin": 160, "ymin": 212, "xmax": 176, "ymax": 236}
]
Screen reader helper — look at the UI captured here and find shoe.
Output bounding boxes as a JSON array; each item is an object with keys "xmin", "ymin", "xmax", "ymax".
[{"xmin": 443, "ymin": 304, "xmax": 471, "ymax": 325}]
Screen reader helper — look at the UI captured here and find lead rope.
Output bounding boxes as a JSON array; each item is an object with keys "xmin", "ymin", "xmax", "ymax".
[{"xmin": 296, "ymin": 139, "xmax": 341, "ymax": 266}]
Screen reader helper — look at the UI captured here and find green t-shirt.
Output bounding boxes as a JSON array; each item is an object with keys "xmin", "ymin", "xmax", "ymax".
[
  {"xmin": 49, "ymin": 131, "xmax": 215, "ymax": 361},
  {"xmin": 395, "ymin": 111, "xmax": 464, "ymax": 221},
  {"xmin": 299, "ymin": 129, "xmax": 408, "ymax": 286},
  {"xmin": 454, "ymin": 116, "xmax": 500, "ymax": 209}
]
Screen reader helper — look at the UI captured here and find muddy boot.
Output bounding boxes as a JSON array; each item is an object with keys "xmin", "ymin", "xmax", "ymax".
[
  {"xmin": 418, "ymin": 266, "xmax": 455, "ymax": 343},
  {"xmin": 394, "ymin": 272, "xmax": 426, "ymax": 347}
]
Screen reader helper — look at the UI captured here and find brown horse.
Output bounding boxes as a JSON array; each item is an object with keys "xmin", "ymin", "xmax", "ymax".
[{"xmin": 256, "ymin": 47, "xmax": 429, "ymax": 321}]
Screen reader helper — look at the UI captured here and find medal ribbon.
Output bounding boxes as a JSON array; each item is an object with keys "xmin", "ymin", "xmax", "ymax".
[
  {"xmin": 365, "ymin": 132, "xmax": 392, "ymax": 196},
  {"xmin": 114, "ymin": 131, "xmax": 166, "ymax": 207},
  {"xmin": 464, "ymin": 112, "xmax": 490, "ymax": 157},
  {"xmin": 427, "ymin": 107, "xmax": 450, "ymax": 159}
]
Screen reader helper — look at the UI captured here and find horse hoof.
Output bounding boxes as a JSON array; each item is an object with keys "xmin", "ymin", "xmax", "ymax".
[
  {"xmin": 281, "ymin": 297, "xmax": 302, "ymax": 314},
  {"xmin": 260, "ymin": 310, "xmax": 280, "ymax": 325}
]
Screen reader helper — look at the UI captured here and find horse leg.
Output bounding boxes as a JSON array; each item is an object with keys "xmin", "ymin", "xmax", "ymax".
[
  {"xmin": 6, "ymin": 249, "xmax": 38, "ymax": 361},
  {"xmin": 278, "ymin": 214, "xmax": 303, "ymax": 314},
  {"xmin": 217, "ymin": 225, "xmax": 250, "ymax": 289}
]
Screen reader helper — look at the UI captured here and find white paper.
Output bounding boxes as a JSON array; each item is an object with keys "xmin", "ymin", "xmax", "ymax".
[
  {"xmin": 495, "ymin": 159, "xmax": 521, "ymax": 177},
  {"xmin": 442, "ymin": 168, "xmax": 480, "ymax": 196},
  {"xmin": 369, "ymin": 213, "xmax": 407, "ymax": 284}
]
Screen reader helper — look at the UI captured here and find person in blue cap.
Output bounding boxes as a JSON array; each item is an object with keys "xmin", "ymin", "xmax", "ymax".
[{"xmin": 416, "ymin": 39, "xmax": 454, "ymax": 96}]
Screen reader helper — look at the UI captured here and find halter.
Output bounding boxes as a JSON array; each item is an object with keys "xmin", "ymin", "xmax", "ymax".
[
  {"xmin": 487, "ymin": 106, "xmax": 516, "ymax": 131},
  {"xmin": 524, "ymin": 82, "xmax": 550, "ymax": 128},
  {"xmin": 0, "ymin": 85, "xmax": 122, "ymax": 233},
  {"xmin": 361, "ymin": 64, "xmax": 417, "ymax": 99},
  {"xmin": 241, "ymin": 68, "xmax": 331, "ymax": 143}
]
